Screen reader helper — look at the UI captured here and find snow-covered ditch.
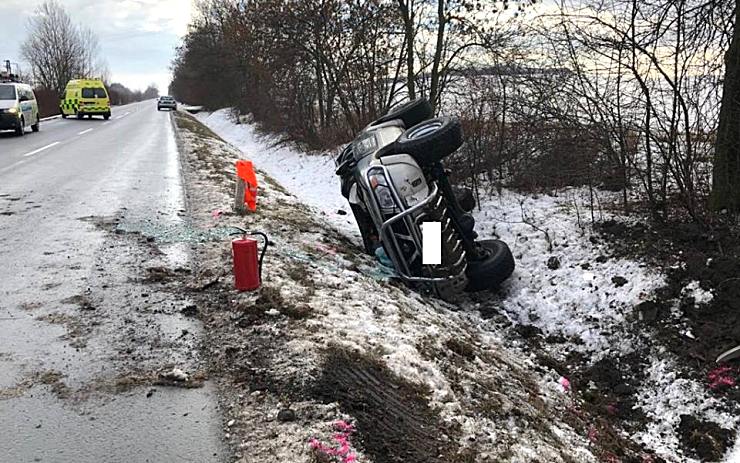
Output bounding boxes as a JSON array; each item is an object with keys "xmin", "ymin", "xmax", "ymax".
[{"xmin": 196, "ymin": 108, "xmax": 739, "ymax": 462}]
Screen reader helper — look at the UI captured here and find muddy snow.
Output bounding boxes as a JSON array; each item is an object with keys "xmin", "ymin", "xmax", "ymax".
[{"xmin": 187, "ymin": 109, "xmax": 739, "ymax": 462}]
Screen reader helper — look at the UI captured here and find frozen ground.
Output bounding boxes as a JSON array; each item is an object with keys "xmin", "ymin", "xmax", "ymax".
[{"xmin": 196, "ymin": 108, "xmax": 739, "ymax": 462}]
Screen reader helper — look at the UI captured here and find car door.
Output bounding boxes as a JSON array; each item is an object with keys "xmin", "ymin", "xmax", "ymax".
[{"xmin": 19, "ymin": 88, "xmax": 33, "ymax": 123}]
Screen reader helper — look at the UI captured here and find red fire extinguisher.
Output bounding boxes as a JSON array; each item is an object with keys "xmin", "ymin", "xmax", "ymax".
[{"xmin": 230, "ymin": 228, "xmax": 269, "ymax": 291}]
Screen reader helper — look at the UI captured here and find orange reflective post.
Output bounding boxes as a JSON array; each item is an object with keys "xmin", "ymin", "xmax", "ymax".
[{"xmin": 235, "ymin": 160, "xmax": 258, "ymax": 212}]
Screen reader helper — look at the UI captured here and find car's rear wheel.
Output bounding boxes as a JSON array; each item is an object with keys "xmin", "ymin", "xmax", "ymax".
[
  {"xmin": 371, "ymin": 98, "xmax": 433, "ymax": 128},
  {"xmin": 31, "ymin": 115, "xmax": 39, "ymax": 132},
  {"xmin": 104, "ymin": 112, "xmax": 110, "ymax": 120},
  {"xmin": 379, "ymin": 117, "xmax": 463, "ymax": 166},
  {"xmin": 465, "ymin": 239, "xmax": 515, "ymax": 292},
  {"xmin": 76, "ymin": 111, "xmax": 83, "ymax": 120}
]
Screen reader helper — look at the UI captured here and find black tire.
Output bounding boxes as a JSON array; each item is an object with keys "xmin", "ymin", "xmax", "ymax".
[
  {"xmin": 31, "ymin": 115, "xmax": 39, "ymax": 132},
  {"xmin": 466, "ymin": 239, "xmax": 515, "ymax": 292},
  {"xmin": 15, "ymin": 118, "xmax": 25, "ymax": 136},
  {"xmin": 87, "ymin": 114, "xmax": 92, "ymax": 119},
  {"xmin": 104, "ymin": 112, "xmax": 110, "ymax": 120},
  {"xmin": 453, "ymin": 186, "xmax": 475, "ymax": 212},
  {"xmin": 157, "ymin": 106, "xmax": 161, "ymax": 111},
  {"xmin": 379, "ymin": 117, "xmax": 463, "ymax": 166},
  {"xmin": 60, "ymin": 108, "xmax": 67, "ymax": 119},
  {"xmin": 76, "ymin": 111, "xmax": 83, "ymax": 120},
  {"xmin": 350, "ymin": 203, "xmax": 379, "ymax": 255},
  {"xmin": 372, "ymin": 98, "xmax": 433, "ymax": 128}
]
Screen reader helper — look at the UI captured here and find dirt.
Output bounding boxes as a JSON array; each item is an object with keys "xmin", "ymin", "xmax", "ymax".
[
  {"xmin": 595, "ymin": 218, "xmax": 740, "ymax": 459},
  {"xmin": 313, "ymin": 347, "xmax": 456, "ymax": 463}
]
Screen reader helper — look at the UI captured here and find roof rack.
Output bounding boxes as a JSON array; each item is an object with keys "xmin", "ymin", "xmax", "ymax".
[
  {"xmin": 1, "ymin": 60, "xmax": 21, "ymax": 83},
  {"xmin": 0, "ymin": 71, "xmax": 21, "ymax": 83}
]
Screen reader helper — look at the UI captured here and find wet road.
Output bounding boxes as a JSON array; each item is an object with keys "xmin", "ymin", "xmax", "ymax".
[{"xmin": 0, "ymin": 102, "xmax": 225, "ymax": 462}]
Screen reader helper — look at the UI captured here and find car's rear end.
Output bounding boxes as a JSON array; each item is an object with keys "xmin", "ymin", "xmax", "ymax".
[
  {"xmin": 157, "ymin": 97, "xmax": 177, "ymax": 111},
  {"xmin": 78, "ymin": 85, "xmax": 111, "ymax": 119}
]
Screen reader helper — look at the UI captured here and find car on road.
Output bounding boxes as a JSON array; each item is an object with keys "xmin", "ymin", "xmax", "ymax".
[
  {"xmin": 0, "ymin": 82, "xmax": 40, "ymax": 136},
  {"xmin": 157, "ymin": 96, "xmax": 177, "ymax": 111},
  {"xmin": 60, "ymin": 79, "xmax": 111, "ymax": 120}
]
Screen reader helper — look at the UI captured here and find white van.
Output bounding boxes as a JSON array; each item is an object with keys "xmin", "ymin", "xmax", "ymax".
[{"xmin": 0, "ymin": 82, "xmax": 40, "ymax": 136}]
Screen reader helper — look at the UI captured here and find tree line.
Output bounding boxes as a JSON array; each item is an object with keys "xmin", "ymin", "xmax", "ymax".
[{"xmin": 170, "ymin": 0, "xmax": 738, "ymax": 220}]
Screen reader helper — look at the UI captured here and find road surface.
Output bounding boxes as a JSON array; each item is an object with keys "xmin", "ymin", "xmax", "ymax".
[{"xmin": 0, "ymin": 101, "xmax": 225, "ymax": 462}]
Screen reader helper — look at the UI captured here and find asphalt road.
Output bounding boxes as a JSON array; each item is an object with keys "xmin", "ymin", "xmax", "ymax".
[{"xmin": 0, "ymin": 101, "xmax": 225, "ymax": 462}]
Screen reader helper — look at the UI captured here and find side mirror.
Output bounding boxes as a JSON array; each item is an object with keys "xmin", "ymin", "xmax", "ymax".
[{"xmin": 18, "ymin": 95, "xmax": 29, "ymax": 102}]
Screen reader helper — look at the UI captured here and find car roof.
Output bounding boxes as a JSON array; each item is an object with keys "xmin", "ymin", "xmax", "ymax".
[
  {"xmin": 67, "ymin": 79, "xmax": 106, "ymax": 87},
  {"xmin": 0, "ymin": 82, "xmax": 30, "ymax": 90}
]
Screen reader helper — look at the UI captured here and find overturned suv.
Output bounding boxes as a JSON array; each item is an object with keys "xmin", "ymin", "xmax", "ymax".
[{"xmin": 335, "ymin": 98, "xmax": 514, "ymax": 299}]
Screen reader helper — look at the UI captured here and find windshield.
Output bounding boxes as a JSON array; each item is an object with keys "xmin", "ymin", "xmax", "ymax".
[
  {"xmin": 0, "ymin": 85, "xmax": 16, "ymax": 100},
  {"xmin": 82, "ymin": 87, "xmax": 107, "ymax": 98}
]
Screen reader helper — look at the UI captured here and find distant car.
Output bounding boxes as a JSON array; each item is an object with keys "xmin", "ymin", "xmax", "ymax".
[
  {"xmin": 0, "ymin": 81, "xmax": 40, "ymax": 136},
  {"xmin": 157, "ymin": 96, "xmax": 177, "ymax": 111},
  {"xmin": 60, "ymin": 79, "xmax": 111, "ymax": 120}
]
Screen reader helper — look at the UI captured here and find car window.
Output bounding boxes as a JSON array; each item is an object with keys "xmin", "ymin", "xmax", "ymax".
[
  {"xmin": 82, "ymin": 87, "xmax": 107, "ymax": 98},
  {"xmin": 0, "ymin": 85, "xmax": 16, "ymax": 100}
]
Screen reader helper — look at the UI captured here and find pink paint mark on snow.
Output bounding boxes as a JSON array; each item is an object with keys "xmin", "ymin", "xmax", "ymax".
[
  {"xmin": 559, "ymin": 376, "xmax": 571, "ymax": 392},
  {"xmin": 309, "ymin": 420, "xmax": 358, "ymax": 462},
  {"xmin": 708, "ymin": 366, "xmax": 736, "ymax": 390}
]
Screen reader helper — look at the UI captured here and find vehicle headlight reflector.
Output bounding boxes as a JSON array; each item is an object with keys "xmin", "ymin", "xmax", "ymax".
[
  {"xmin": 369, "ymin": 171, "xmax": 396, "ymax": 210},
  {"xmin": 7, "ymin": 107, "xmax": 18, "ymax": 114}
]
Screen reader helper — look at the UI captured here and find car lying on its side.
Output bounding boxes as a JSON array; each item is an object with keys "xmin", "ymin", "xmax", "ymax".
[
  {"xmin": 157, "ymin": 96, "xmax": 177, "ymax": 111},
  {"xmin": 0, "ymin": 81, "xmax": 40, "ymax": 136},
  {"xmin": 335, "ymin": 98, "xmax": 515, "ymax": 300}
]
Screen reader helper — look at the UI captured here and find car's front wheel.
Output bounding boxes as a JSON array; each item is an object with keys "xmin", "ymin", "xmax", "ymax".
[
  {"xmin": 104, "ymin": 112, "xmax": 110, "ymax": 120},
  {"xmin": 465, "ymin": 239, "xmax": 515, "ymax": 292},
  {"xmin": 15, "ymin": 118, "xmax": 25, "ymax": 136}
]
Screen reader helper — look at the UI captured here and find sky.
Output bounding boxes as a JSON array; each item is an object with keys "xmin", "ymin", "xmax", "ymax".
[{"xmin": 0, "ymin": 0, "xmax": 194, "ymax": 93}]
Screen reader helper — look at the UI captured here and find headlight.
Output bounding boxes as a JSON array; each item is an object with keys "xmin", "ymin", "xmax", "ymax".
[
  {"xmin": 369, "ymin": 171, "xmax": 396, "ymax": 210},
  {"xmin": 7, "ymin": 107, "xmax": 18, "ymax": 114}
]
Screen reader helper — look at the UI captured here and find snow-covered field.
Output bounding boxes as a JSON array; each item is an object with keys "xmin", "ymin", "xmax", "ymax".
[{"xmin": 196, "ymin": 108, "xmax": 739, "ymax": 462}]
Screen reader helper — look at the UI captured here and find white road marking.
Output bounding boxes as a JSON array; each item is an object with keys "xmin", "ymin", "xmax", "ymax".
[
  {"xmin": 115, "ymin": 111, "xmax": 131, "ymax": 119},
  {"xmin": 78, "ymin": 128, "xmax": 93, "ymax": 135},
  {"xmin": 102, "ymin": 121, "xmax": 111, "ymax": 125},
  {"xmin": 22, "ymin": 141, "xmax": 60, "ymax": 157}
]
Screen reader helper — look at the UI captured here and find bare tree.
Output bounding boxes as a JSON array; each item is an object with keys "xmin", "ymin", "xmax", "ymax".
[
  {"xmin": 21, "ymin": 0, "xmax": 107, "ymax": 95},
  {"xmin": 710, "ymin": 0, "xmax": 740, "ymax": 213}
]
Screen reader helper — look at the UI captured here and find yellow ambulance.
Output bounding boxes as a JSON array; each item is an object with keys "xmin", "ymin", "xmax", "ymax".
[{"xmin": 60, "ymin": 79, "xmax": 111, "ymax": 120}]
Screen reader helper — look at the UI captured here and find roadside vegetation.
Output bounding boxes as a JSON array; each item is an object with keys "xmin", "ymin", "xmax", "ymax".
[
  {"xmin": 171, "ymin": 0, "xmax": 738, "ymax": 223},
  {"xmin": 168, "ymin": 1, "xmax": 740, "ymax": 460}
]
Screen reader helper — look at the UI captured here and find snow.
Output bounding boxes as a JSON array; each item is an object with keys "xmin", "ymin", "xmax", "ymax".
[
  {"xmin": 474, "ymin": 189, "xmax": 664, "ymax": 356},
  {"xmin": 195, "ymin": 108, "xmax": 738, "ymax": 462},
  {"xmin": 634, "ymin": 359, "xmax": 739, "ymax": 462},
  {"xmin": 681, "ymin": 280, "xmax": 715, "ymax": 305},
  {"xmin": 195, "ymin": 110, "xmax": 359, "ymax": 239}
]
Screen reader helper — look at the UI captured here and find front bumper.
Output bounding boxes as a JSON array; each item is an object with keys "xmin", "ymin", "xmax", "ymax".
[
  {"xmin": 0, "ymin": 113, "xmax": 21, "ymax": 130},
  {"xmin": 158, "ymin": 103, "xmax": 177, "ymax": 109}
]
